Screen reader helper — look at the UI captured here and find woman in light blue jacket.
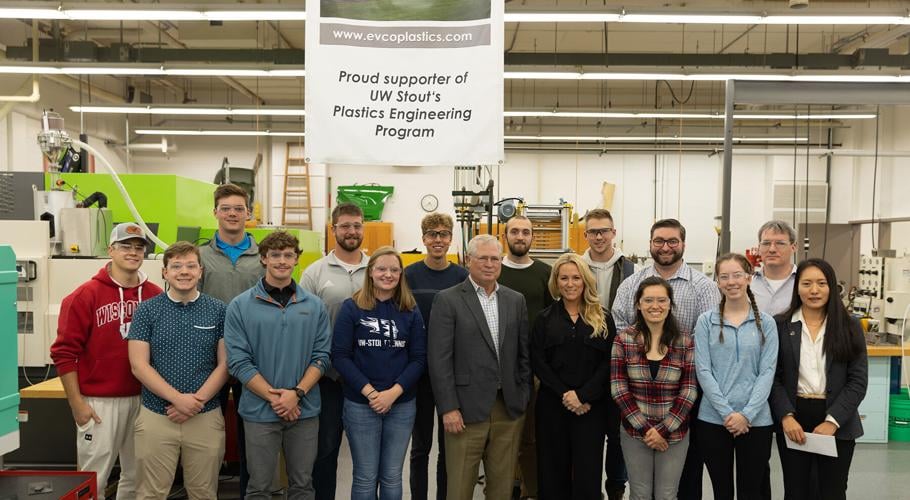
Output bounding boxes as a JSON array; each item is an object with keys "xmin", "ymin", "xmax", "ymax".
[{"xmin": 694, "ymin": 253, "xmax": 778, "ymax": 500}]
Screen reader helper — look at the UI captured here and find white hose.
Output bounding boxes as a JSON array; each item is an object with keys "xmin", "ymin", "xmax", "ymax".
[{"xmin": 72, "ymin": 139, "xmax": 169, "ymax": 250}]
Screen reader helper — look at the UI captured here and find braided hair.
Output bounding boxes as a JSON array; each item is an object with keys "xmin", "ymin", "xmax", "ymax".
[{"xmin": 715, "ymin": 253, "xmax": 764, "ymax": 345}]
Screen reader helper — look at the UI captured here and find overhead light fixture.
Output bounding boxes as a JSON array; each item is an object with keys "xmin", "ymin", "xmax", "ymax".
[
  {"xmin": 503, "ymin": 12, "xmax": 910, "ymax": 25},
  {"xmin": 504, "ymin": 110, "xmax": 876, "ymax": 120},
  {"xmin": 71, "ymin": 105, "xmax": 306, "ymax": 116},
  {"xmin": 71, "ymin": 105, "xmax": 872, "ymax": 121},
  {"xmin": 0, "ymin": 63, "xmax": 305, "ymax": 77},
  {"xmin": 505, "ymin": 135, "xmax": 809, "ymax": 143},
  {"xmin": 504, "ymin": 71, "xmax": 910, "ymax": 83},
  {"xmin": 0, "ymin": 63, "xmax": 903, "ymax": 84},
  {"xmin": 135, "ymin": 129, "xmax": 305, "ymax": 137},
  {"xmin": 2, "ymin": 4, "xmax": 908, "ymax": 25},
  {"xmin": 0, "ymin": 4, "xmax": 307, "ymax": 22}
]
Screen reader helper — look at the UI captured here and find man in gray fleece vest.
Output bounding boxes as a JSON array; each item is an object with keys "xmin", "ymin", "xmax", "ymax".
[
  {"xmin": 198, "ymin": 183, "xmax": 263, "ymax": 498},
  {"xmin": 301, "ymin": 202, "xmax": 370, "ymax": 500}
]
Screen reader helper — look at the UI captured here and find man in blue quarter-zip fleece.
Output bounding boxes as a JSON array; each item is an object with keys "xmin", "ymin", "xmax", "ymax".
[{"xmin": 225, "ymin": 230, "xmax": 332, "ymax": 500}]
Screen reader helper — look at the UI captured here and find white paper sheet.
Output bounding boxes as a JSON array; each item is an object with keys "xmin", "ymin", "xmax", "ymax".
[{"xmin": 785, "ymin": 432, "xmax": 838, "ymax": 457}]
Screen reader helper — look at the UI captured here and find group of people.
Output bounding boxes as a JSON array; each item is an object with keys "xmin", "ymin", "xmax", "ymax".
[{"xmin": 49, "ymin": 182, "xmax": 868, "ymax": 500}]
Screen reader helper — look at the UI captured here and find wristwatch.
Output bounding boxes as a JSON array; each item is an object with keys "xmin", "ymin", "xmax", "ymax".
[{"xmin": 292, "ymin": 387, "xmax": 306, "ymax": 399}]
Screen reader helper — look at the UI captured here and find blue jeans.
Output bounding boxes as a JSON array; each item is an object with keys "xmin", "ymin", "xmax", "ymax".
[{"xmin": 343, "ymin": 398, "xmax": 417, "ymax": 500}]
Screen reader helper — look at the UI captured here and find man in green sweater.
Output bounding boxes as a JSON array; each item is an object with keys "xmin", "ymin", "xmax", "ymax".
[{"xmin": 497, "ymin": 215, "xmax": 553, "ymax": 500}]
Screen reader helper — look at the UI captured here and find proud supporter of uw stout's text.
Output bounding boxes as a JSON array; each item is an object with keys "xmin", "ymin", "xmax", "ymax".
[{"xmin": 333, "ymin": 70, "xmax": 475, "ymax": 141}]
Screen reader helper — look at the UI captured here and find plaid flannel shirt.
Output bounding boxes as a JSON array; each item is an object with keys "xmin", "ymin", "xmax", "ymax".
[{"xmin": 610, "ymin": 327, "xmax": 698, "ymax": 443}]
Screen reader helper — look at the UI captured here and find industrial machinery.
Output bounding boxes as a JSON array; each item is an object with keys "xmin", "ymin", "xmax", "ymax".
[
  {"xmin": 854, "ymin": 252, "xmax": 910, "ymax": 343},
  {"xmin": 519, "ymin": 202, "xmax": 573, "ymax": 256},
  {"xmin": 452, "ymin": 166, "xmax": 495, "ymax": 253}
]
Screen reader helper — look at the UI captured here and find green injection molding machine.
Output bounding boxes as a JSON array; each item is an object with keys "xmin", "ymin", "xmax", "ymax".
[{"xmin": 0, "ymin": 246, "xmax": 20, "ymax": 456}]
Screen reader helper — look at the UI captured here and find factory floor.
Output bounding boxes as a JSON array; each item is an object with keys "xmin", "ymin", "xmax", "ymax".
[{"xmin": 196, "ymin": 437, "xmax": 910, "ymax": 499}]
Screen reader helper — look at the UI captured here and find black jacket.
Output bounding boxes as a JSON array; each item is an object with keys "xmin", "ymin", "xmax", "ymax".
[
  {"xmin": 530, "ymin": 301, "xmax": 616, "ymax": 404},
  {"xmin": 769, "ymin": 315, "xmax": 868, "ymax": 440}
]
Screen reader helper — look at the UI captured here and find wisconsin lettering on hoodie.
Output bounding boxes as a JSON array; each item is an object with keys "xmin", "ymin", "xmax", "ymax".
[{"xmin": 50, "ymin": 264, "xmax": 163, "ymax": 397}]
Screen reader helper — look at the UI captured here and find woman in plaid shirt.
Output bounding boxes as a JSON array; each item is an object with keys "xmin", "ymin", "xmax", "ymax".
[{"xmin": 610, "ymin": 276, "xmax": 698, "ymax": 500}]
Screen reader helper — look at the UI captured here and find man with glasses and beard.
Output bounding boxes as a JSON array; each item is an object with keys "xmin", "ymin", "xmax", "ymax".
[
  {"xmin": 611, "ymin": 218, "xmax": 720, "ymax": 500},
  {"xmin": 497, "ymin": 215, "xmax": 553, "ymax": 500},
  {"xmin": 302, "ymin": 202, "xmax": 371, "ymax": 500}
]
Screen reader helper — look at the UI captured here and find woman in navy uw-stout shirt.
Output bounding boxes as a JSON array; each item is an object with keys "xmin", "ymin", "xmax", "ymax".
[{"xmin": 332, "ymin": 246, "xmax": 427, "ymax": 500}]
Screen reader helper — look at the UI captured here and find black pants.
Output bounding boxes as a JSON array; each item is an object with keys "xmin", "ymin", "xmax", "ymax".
[
  {"xmin": 697, "ymin": 420, "xmax": 773, "ymax": 500},
  {"xmin": 409, "ymin": 374, "xmax": 446, "ymax": 500},
  {"xmin": 603, "ymin": 397, "xmax": 628, "ymax": 492},
  {"xmin": 535, "ymin": 389, "xmax": 606, "ymax": 500},
  {"xmin": 677, "ymin": 393, "xmax": 703, "ymax": 500},
  {"xmin": 219, "ymin": 381, "xmax": 248, "ymax": 499},
  {"xmin": 313, "ymin": 377, "xmax": 344, "ymax": 500},
  {"xmin": 776, "ymin": 398, "xmax": 856, "ymax": 500}
]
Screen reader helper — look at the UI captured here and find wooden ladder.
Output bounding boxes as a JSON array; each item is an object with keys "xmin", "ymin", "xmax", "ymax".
[{"xmin": 281, "ymin": 143, "xmax": 313, "ymax": 229}]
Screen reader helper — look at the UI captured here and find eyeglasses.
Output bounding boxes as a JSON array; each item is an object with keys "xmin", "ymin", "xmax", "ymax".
[
  {"xmin": 651, "ymin": 238, "xmax": 681, "ymax": 248},
  {"xmin": 472, "ymin": 255, "xmax": 501, "ymax": 264},
  {"xmin": 717, "ymin": 272, "xmax": 749, "ymax": 282},
  {"xmin": 759, "ymin": 240, "xmax": 792, "ymax": 249},
  {"xmin": 216, "ymin": 205, "xmax": 247, "ymax": 214},
  {"xmin": 112, "ymin": 242, "xmax": 146, "ymax": 253},
  {"xmin": 266, "ymin": 251, "xmax": 299, "ymax": 261},
  {"xmin": 585, "ymin": 228, "xmax": 615, "ymax": 238},
  {"xmin": 424, "ymin": 230, "xmax": 452, "ymax": 239},
  {"xmin": 167, "ymin": 263, "xmax": 200, "ymax": 272},
  {"xmin": 640, "ymin": 297, "xmax": 671, "ymax": 306},
  {"xmin": 373, "ymin": 266, "xmax": 402, "ymax": 275},
  {"xmin": 334, "ymin": 223, "xmax": 364, "ymax": 232}
]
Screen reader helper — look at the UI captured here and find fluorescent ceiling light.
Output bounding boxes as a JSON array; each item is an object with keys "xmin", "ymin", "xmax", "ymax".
[
  {"xmin": 0, "ymin": 63, "xmax": 305, "ymax": 77},
  {"xmin": 505, "ymin": 71, "xmax": 910, "ymax": 83},
  {"xmin": 0, "ymin": 64, "xmax": 901, "ymax": 85},
  {"xmin": 205, "ymin": 10, "xmax": 308, "ymax": 21},
  {"xmin": 505, "ymin": 135, "xmax": 808, "ymax": 143},
  {"xmin": 66, "ymin": 9, "xmax": 206, "ymax": 21},
  {"xmin": 504, "ymin": 110, "xmax": 876, "ymax": 120},
  {"xmin": 505, "ymin": 13, "xmax": 621, "ymax": 23},
  {"xmin": 135, "ymin": 129, "xmax": 305, "ymax": 137},
  {"xmin": 71, "ymin": 105, "xmax": 306, "ymax": 116},
  {"xmin": 503, "ymin": 12, "xmax": 910, "ymax": 25},
  {"xmin": 0, "ymin": 8, "xmax": 66, "ymax": 19},
  {"xmin": 0, "ymin": 4, "xmax": 308, "ymax": 22},
  {"xmin": 2, "ymin": 5, "xmax": 908, "ymax": 25}
]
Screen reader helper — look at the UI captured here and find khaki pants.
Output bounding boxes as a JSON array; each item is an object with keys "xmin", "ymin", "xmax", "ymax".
[
  {"xmin": 76, "ymin": 395, "xmax": 141, "ymax": 499},
  {"xmin": 134, "ymin": 407, "xmax": 226, "ymax": 500},
  {"xmin": 445, "ymin": 394, "xmax": 525, "ymax": 500}
]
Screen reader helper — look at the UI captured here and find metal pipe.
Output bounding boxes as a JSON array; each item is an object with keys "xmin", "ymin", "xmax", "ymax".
[{"xmin": 720, "ymin": 80, "xmax": 734, "ymax": 254}]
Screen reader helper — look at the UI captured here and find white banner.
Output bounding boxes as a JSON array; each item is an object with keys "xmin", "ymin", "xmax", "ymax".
[{"xmin": 305, "ymin": 0, "xmax": 504, "ymax": 167}]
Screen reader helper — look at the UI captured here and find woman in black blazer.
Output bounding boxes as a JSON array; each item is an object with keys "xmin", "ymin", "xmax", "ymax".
[
  {"xmin": 770, "ymin": 258, "xmax": 868, "ymax": 500},
  {"xmin": 531, "ymin": 253, "xmax": 615, "ymax": 500}
]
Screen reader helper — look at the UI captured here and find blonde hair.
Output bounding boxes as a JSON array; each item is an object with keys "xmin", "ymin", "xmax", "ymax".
[
  {"xmin": 353, "ymin": 246, "xmax": 417, "ymax": 312},
  {"xmin": 548, "ymin": 253, "xmax": 609, "ymax": 338}
]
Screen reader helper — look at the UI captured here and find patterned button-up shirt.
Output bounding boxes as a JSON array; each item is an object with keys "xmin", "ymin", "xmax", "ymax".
[
  {"xmin": 469, "ymin": 276, "xmax": 500, "ymax": 358},
  {"xmin": 611, "ymin": 262, "xmax": 720, "ymax": 333}
]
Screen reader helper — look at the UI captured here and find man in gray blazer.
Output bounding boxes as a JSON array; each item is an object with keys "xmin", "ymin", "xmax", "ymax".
[{"xmin": 429, "ymin": 234, "xmax": 532, "ymax": 500}]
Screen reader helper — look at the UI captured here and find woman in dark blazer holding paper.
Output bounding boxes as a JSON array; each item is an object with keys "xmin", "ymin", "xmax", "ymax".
[{"xmin": 770, "ymin": 258, "xmax": 868, "ymax": 500}]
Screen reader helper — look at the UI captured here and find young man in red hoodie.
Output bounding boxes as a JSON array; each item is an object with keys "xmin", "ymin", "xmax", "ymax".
[{"xmin": 50, "ymin": 223, "xmax": 163, "ymax": 498}]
